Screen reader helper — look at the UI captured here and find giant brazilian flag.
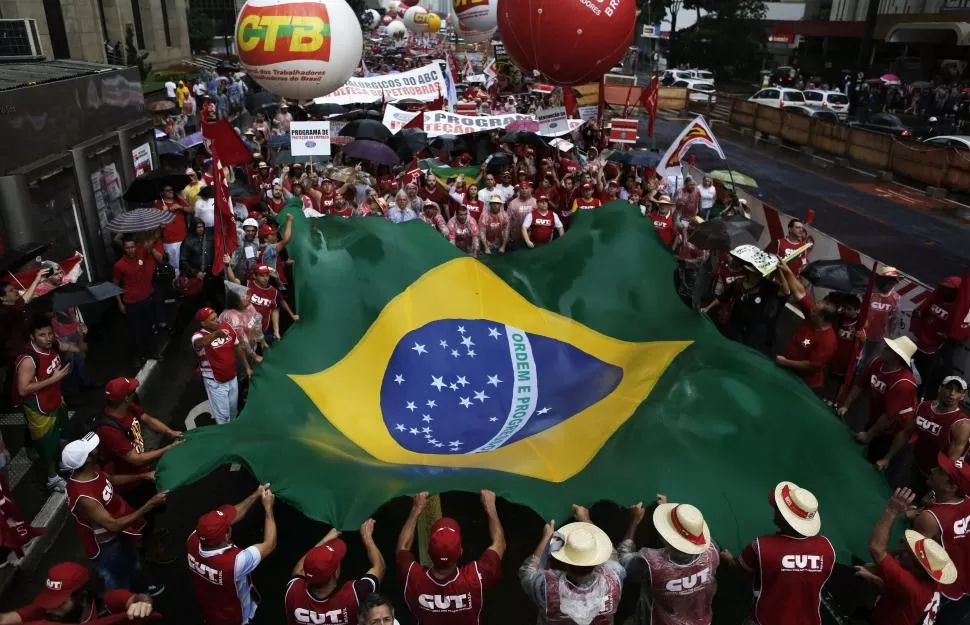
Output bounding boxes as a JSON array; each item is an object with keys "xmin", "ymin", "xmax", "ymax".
[{"xmin": 158, "ymin": 200, "xmax": 889, "ymax": 560}]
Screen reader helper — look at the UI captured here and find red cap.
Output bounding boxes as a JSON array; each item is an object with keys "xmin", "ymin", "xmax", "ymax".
[
  {"xmin": 104, "ymin": 377, "xmax": 139, "ymax": 402},
  {"xmin": 428, "ymin": 517, "xmax": 462, "ymax": 566},
  {"xmin": 303, "ymin": 538, "xmax": 347, "ymax": 584},
  {"xmin": 460, "ymin": 152, "xmax": 471, "ymax": 160},
  {"xmin": 195, "ymin": 307, "xmax": 217, "ymax": 323},
  {"xmin": 582, "ymin": 183, "xmax": 593, "ymax": 190},
  {"xmin": 537, "ymin": 194, "xmax": 549, "ymax": 201},
  {"xmin": 254, "ymin": 264, "xmax": 272, "ymax": 275},
  {"xmin": 247, "ymin": 210, "xmax": 262, "ymax": 221},
  {"xmin": 942, "ymin": 276, "xmax": 963, "ymax": 289},
  {"xmin": 938, "ymin": 452, "xmax": 970, "ymax": 494},
  {"xmin": 196, "ymin": 505, "xmax": 237, "ymax": 544},
  {"xmin": 258, "ymin": 224, "xmax": 276, "ymax": 238},
  {"xmin": 35, "ymin": 562, "xmax": 91, "ymax": 608}
]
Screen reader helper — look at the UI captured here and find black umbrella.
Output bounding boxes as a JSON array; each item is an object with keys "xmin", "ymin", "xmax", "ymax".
[
  {"xmin": 340, "ymin": 108, "xmax": 382, "ymax": 121},
  {"xmin": 803, "ymin": 260, "xmax": 895, "ymax": 294},
  {"xmin": 0, "ymin": 242, "xmax": 48, "ymax": 275},
  {"xmin": 305, "ymin": 102, "xmax": 347, "ymax": 117},
  {"xmin": 500, "ymin": 131, "xmax": 548, "ymax": 149},
  {"xmin": 607, "ymin": 150, "xmax": 661, "ymax": 168},
  {"xmin": 340, "ymin": 119, "xmax": 393, "ymax": 141},
  {"xmin": 267, "ymin": 134, "xmax": 290, "ymax": 149},
  {"xmin": 688, "ymin": 219, "xmax": 760, "ymax": 251},
  {"xmin": 483, "ymin": 152, "xmax": 513, "ymax": 172},
  {"xmin": 123, "ymin": 171, "xmax": 191, "ymax": 204},
  {"xmin": 250, "ymin": 92, "xmax": 278, "ymax": 117},
  {"xmin": 52, "ymin": 281, "xmax": 125, "ymax": 311},
  {"xmin": 430, "ymin": 135, "xmax": 461, "ymax": 153},
  {"xmin": 156, "ymin": 138, "xmax": 186, "ymax": 157},
  {"xmin": 389, "ymin": 129, "xmax": 429, "ymax": 160}
]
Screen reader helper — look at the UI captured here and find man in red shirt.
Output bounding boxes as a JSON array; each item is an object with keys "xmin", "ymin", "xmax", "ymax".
[
  {"xmin": 113, "ymin": 235, "xmax": 163, "ymax": 364},
  {"xmin": 649, "ymin": 195, "xmax": 677, "ymax": 248},
  {"xmin": 570, "ymin": 183, "xmax": 602, "ymax": 215},
  {"xmin": 911, "ymin": 276, "xmax": 962, "ymax": 397},
  {"xmin": 397, "ymin": 490, "xmax": 505, "ymax": 625},
  {"xmin": 285, "ymin": 519, "xmax": 385, "ymax": 625},
  {"xmin": 775, "ymin": 262, "xmax": 838, "ymax": 394},
  {"xmin": 721, "ymin": 481, "xmax": 835, "ymax": 625},
  {"xmin": 856, "ymin": 266, "xmax": 902, "ymax": 372},
  {"xmin": 0, "ymin": 561, "xmax": 155, "ymax": 623},
  {"xmin": 840, "ymin": 336, "xmax": 919, "ymax": 471},
  {"xmin": 192, "ymin": 307, "xmax": 248, "ymax": 425},
  {"xmin": 769, "ymin": 218, "xmax": 814, "ymax": 274},
  {"xmin": 522, "ymin": 196, "xmax": 564, "ymax": 248},
  {"xmin": 155, "ymin": 184, "xmax": 194, "ymax": 278},
  {"xmin": 858, "ymin": 487, "xmax": 955, "ymax": 625}
]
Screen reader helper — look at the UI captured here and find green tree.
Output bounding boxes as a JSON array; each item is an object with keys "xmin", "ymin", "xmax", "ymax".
[
  {"xmin": 124, "ymin": 24, "xmax": 152, "ymax": 81},
  {"xmin": 187, "ymin": 11, "xmax": 215, "ymax": 53},
  {"xmin": 664, "ymin": 0, "xmax": 768, "ymax": 77}
]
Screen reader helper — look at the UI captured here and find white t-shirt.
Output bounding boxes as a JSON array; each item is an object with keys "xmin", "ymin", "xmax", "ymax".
[
  {"xmin": 494, "ymin": 184, "xmax": 515, "ymax": 203},
  {"xmin": 165, "ymin": 81, "xmax": 177, "ymax": 98},
  {"xmin": 194, "ymin": 198, "xmax": 215, "ymax": 228},
  {"xmin": 699, "ymin": 184, "xmax": 716, "ymax": 211},
  {"xmin": 193, "ymin": 83, "xmax": 207, "ymax": 96},
  {"xmin": 478, "ymin": 186, "xmax": 499, "ymax": 204}
]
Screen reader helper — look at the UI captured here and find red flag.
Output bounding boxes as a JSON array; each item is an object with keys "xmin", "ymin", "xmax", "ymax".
[
  {"xmin": 641, "ymin": 75, "xmax": 660, "ymax": 137},
  {"xmin": 403, "ymin": 111, "xmax": 424, "ymax": 130},
  {"xmin": 202, "ymin": 119, "xmax": 254, "ymax": 166},
  {"xmin": 949, "ymin": 265, "xmax": 970, "ymax": 341},
  {"xmin": 401, "ymin": 157, "xmax": 422, "ymax": 187},
  {"xmin": 563, "ymin": 87, "xmax": 577, "ymax": 118},
  {"xmin": 210, "ymin": 156, "xmax": 237, "ymax": 276}
]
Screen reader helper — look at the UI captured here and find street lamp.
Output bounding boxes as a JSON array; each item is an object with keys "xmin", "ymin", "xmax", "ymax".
[{"xmin": 668, "ymin": 0, "xmax": 683, "ymax": 68}]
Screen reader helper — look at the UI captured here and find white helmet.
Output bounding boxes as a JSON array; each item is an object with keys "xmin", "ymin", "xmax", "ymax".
[{"xmin": 242, "ymin": 218, "xmax": 259, "ymax": 229}]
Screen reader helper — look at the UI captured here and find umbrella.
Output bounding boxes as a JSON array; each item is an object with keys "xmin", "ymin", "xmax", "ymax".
[
  {"xmin": 688, "ymin": 217, "xmax": 762, "ymax": 251},
  {"xmin": 52, "ymin": 281, "xmax": 124, "ymax": 311},
  {"xmin": 272, "ymin": 149, "xmax": 298, "ymax": 166},
  {"xmin": 267, "ymin": 134, "xmax": 291, "ymax": 149},
  {"xmin": 156, "ymin": 138, "xmax": 186, "ymax": 157},
  {"xmin": 430, "ymin": 135, "xmax": 461, "ymax": 153},
  {"xmin": 305, "ymin": 102, "xmax": 347, "ymax": 117},
  {"xmin": 483, "ymin": 152, "xmax": 513, "ymax": 172},
  {"xmin": 606, "ymin": 150, "xmax": 661, "ymax": 168},
  {"xmin": 418, "ymin": 158, "xmax": 449, "ymax": 170},
  {"xmin": 911, "ymin": 81, "xmax": 932, "ymax": 89},
  {"xmin": 505, "ymin": 119, "xmax": 540, "ymax": 133},
  {"xmin": 803, "ymin": 260, "xmax": 894, "ymax": 295},
  {"xmin": 708, "ymin": 170, "xmax": 758, "ymax": 188},
  {"xmin": 343, "ymin": 139, "xmax": 400, "ymax": 166},
  {"xmin": 340, "ymin": 119, "xmax": 393, "ymax": 141},
  {"xmin": 148, "ymin": 100, "xmax": 175, "ymax": 113},
  {"xmin": 154, "ymin": 128, "xmax": 167, "ymax": 139},
  {"xmin": 251, "ymin": 92, "xmax": 277, "ymax": 112},
  {"xmin": 880, "ymin": 73, "xmax": 901, "ymax": 85},
  {"xmin": 0, "ymin": 242, "xmax": 48, "ymax": 276},
  {"xmin": 340, "ymin": 108, "xmax": 382, "ymax": 121},
  {"xmin": 180, "ymin": 131, "xmax": 204, "ymax": 149},
  {"xmin": 499, "ymin": 131, "xmax": 547, "ymax": 149},
  {"xmin": 389, "ymin": 129, "xmax": 429, "ymax": 160},
  {"xmin": 105, "ymin": 208, "xmax": 175, "ymax": 233},
  {"xmin": 123, "ymin": 170, "xmax": 191, "ymax": 204}
]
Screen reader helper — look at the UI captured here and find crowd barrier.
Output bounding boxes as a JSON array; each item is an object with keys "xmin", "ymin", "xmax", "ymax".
[
  {"xmin": 685, "ymin": 94, "xmax": 970, "ymax": 194},
  {"xmin": 602, "ymin": 85, "xmax": 690, "ymax": 113}
]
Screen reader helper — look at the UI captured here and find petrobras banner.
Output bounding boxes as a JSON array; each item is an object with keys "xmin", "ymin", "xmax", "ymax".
[
  {"xmin": 382, "ymin": 104, "xmax": 421, "ymax": 134},
  {"xmin": 424, "ymin": 111, "xmax": 531, "ymax": 137},
  {"xmin": 314, "ymin": 63, "xmax": 449, "ymax": 106}
]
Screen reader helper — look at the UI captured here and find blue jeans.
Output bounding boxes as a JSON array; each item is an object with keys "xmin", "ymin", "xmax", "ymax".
[{"xmin": 92, "ymin": 535, "xmax": 144, "ymax": 591}]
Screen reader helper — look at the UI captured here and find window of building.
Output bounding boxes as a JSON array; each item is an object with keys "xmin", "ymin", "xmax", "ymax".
[
  {"xmin": 42, "ymin": 0, "xmax": 70, "ymax": 59},
  {"xmin": 129, "ymin": 0, "xmax": 145, "ymax": 49},
  {"xmin": 160, "ymin": 0, "xmax": 172, "ymax": 46}
]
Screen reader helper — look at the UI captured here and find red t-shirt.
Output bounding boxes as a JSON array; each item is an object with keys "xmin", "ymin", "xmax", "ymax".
[
  {"xmin": 156, "ymin": 198, "xmax": 189, "ymax": 244},
  {"xmin": 96, "ymin": 402, "xmax": 151, "ymax": 489},
  {"xmin": 782, "ymin": 296, "xmax": 837, "ymax": 389},
  {"xmin": 855, "ymin": 357, "xmax": 919, "ymax": 432},
  {"xmin": 397, "ymin": 548, "xmax": 502, "ymax": 625},
  {"xmin": 871, "ymin": 555, "xmax": 940, "ymax": 625},
  {"xmin": 16, "ymin": 589, "xmax": 133, "ymax": 621},
  {"xmin": 192, "ymin": 323, "xmax": 240, "ymax": 383},
  {"xmin": 830, "ymin": 318, "xmax": 859, "ymax": 376},
  {"xmin": 112, "ymin": 245, "xmax": 156, "ymax": 304}
]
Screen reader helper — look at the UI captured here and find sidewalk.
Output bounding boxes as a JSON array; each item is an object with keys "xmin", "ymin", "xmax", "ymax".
[{"xmin": 0, "ymin": 300, "xmax": 180, "ymax": 597}]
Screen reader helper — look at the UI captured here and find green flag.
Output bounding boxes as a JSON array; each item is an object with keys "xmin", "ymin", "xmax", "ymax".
[{"xmin": 158, "ymin": 200, "xmax": 889, "ymax": 560}]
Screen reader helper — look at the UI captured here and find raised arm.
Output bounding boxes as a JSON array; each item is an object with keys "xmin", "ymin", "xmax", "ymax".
[
  {"xmin": 480, "ymin": 490, "xmax": 506, "ymax": 558},
  {"xmin": 396, "ymin": 492, "xmax": 429, "ymax": 552}
]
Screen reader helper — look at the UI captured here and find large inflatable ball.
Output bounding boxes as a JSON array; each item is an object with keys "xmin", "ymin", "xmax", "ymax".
[
  {"xmin": 386, "ymin": 19, "xmax": 408, "ymax": 39},
  {"xmin": 448, "ymin": 9, "xmax": 495, "ymax": 43},
  {"xmin": 236, "ymin": 0, "xmax": 363, "ymax": 99},
  {"xmin": 497, "ymin": 0, "xmax": 635, "ymax": 85},
  {"xmin": 360, "ymin": 9, "xmax": 380, "ymax": 29},
  {"xmin": 453, "ymin": 0, "xmax": 497, "ymax": 32},
  {"xmin": 403, "ymin": 5, "xmax": 429, "ymax": 31}
]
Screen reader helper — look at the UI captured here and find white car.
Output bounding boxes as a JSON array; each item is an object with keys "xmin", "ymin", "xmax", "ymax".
[
  {"xmin": 672, "ymin": 79, "xmax": 717, "ymax": 104},
  {"xmin": 661, "ymin": 69, "xmax": 696, "ymax": 86},
  {"xmin": 922, "ymin": 135, "xmax": 970, "ymax": 149},
  {"xmin": 748, "ymin": 87, "xmax": 805, "ymax": 109},
  {"xmin": 685, "ymin": 69, "xmax": 715, "ymax": 82},
  {"xmin": 802, "ymin": 90, "xmax": 849, "ymax": 118}
]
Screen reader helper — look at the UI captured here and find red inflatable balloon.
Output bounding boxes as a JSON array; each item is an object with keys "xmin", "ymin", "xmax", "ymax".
[
  {"xmin": 399, "ymin": 0, "xmax": 419, "ymax": 5},
  {"xmin": 497, "ymin": 0, "xmax": 636, "ymax": 86}
]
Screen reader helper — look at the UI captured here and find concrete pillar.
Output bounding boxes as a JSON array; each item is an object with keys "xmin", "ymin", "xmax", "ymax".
[
  {"xmin": 0, "ymin": 174, "xmax": 41, "ymax": 248},
  {"xmin": 70, "ymin": 147, "xmax": 110, "ymax": 273}
]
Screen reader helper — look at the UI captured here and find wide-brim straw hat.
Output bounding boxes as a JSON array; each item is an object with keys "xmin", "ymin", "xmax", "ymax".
[
  {"xmin": 550, "ymin": 522, "xmax": 613, "ymax": 567},
  {"xmin": 654, "ymin": 503, "xmax": 711, "ymax": 555}
]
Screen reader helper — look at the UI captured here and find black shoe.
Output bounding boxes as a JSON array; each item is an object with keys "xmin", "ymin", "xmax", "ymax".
[{"xmin": 146, "ymin": 584, "xmax": 165, "ymax": 597}]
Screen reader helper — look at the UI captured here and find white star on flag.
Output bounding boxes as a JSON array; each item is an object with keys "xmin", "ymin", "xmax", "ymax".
[
  {"xmin": 451, "ymin": 349, "xmax": 460, "ymax": 358},
  {"xmin": 450, "ymin": 440, "xmax": 462, "ymax": 447},
  {"xmin": 412, "ymin": 342, "xmax": 427, "ymax": 355},
  {"xmin": 439, "ymin": 339, "xmax": 449, "ymax": 348},
  {"xmin": 467, "ymin": 349, "xmax": 476, "ymax": 358},
  {"xmin": 459, "ymin": 397, "xmax": 472, "ymax": 408},
  {"xmin": 406, "ymin": 401, "xmax": 416, "ymax": 412},
  {"xmin": 461, "ymin": 336, "xmax": 475, "ymax": 348},
  {"xmin": 430, "ymin": 376, "xmax": 446, "ymax": 391},
  {"xmin": 422, "ymin": 414, "xmax": 433, "ymax": 422},
  {"xmin": 409, "ymin": 428, "xmax": 419, "ymax": 435},
  {"xmin": 426, "ymin": 399, "xmax": 437, "ymax": 408},
  {"xmin": 489, "ymin": 417, "xmax": 498, "ymax": 422},
  {"xmin": 474, "ymin": 390, "xmax": 489, "ymax": 402},
  {"xmin": 537, "ymin": 407, "xmax": 551, "ymax": 415},
  {"xmin": 487, "ymin": 374, "xmax": 502, "ymax": 387},
  {"xmin": 456, "ymin": 376, "xmax": 469, "ymax": 387},
  {"xmin": 428, "ymin": 438, "xmax": 439, "ymax": 445},
  {"xmin": 488, "ymin": 327, "xmax": 502, "ymax": 339},
  {"xmin": 422, "ymin": 427, "xmax": 431, "ymax": 434},
  {"xmin": 449, "ymin": 382, "xmax": 458, "ymax": 391},
  {"xmin": 394, "ymin": 374, "xmax": 405, "ymax": 385},
  {"xmin": 457, "ymin": 325, "xmax": 466, "ymax": 334},
  {"xmin": 395, "ymin": 424, "xmax": 406, "ymax": 431}
]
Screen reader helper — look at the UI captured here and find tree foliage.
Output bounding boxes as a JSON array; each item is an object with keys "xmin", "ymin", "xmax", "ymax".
[{"xmin": 187, "ymin": 11, "xmax": 215, "ymax": 53}]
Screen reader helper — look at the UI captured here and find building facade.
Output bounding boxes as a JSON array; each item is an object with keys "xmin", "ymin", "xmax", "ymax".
[{"xmin": 0, "ymin": 0, "xmax": 190, "ymax": 66}]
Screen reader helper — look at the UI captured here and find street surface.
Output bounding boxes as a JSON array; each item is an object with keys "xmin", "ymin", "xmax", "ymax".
[{"xmin": 651, "ymin": 117, "xmax": 970, "ymax": 285}]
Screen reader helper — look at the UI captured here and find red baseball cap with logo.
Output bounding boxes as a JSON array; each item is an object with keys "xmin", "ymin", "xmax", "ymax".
[
  {"xmin": 303, "ymin": 538, "xmax": 347, "ymax": 584},
  {"xmin": 428, "ymin": 517, "xmax": 462, "ymax": 566},
  {"xmin": 258, "ymin": 224, "xmax": 276, "ymax": 238},
  {"xmin": 195, "ymin": 307, "xmax": 217, "ymax": 323},
  {"xmin": 197, "ymin": 504, "xmax": 236, "ymax": 544},
  {"xmin": 104, "ymin": 377, "xmax": 139, "ymax": 402},
  {"xmin": 253, "ymin": 265, "xmax": 272, "ymax": 275},
  {"xmin": 938, "ymin": 452, "xmax": 970, "ymax": 494},
  {"xmin": 35, "ymin": 562, "xmax": 90, "ymax": 608}
]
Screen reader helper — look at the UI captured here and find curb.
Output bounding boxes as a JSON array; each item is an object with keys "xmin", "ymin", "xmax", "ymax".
[{"xmin": 0, "ymin": 352, "xmax": 165, "ymax": 597}]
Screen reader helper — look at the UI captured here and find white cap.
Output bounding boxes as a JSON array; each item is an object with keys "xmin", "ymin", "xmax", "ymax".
[
  {"xmin": 942, "ymin": 376, "xmax": 968, "ymax": 391},
  {"xmin": 242, "ymin": 218, "xmax": 259, "ymax": 228},
  {"xmin": 62, "ymin": 433, "xmax": 99, "ymax": 471}
]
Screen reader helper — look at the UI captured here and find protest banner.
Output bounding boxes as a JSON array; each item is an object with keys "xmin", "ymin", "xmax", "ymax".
[
  {"xmin": 313, "ymin": 63, "xmax": 449, "ymax": 106},
  {"xmin": 609, "ymin": 119, "xmax": 639, "ymax": 144},
  {"xmin": 423, "ymin": 110, "xmax": 531, "ymax": 137},
  {"xmin": 290, "ymin": 121, "xmax": 332, "ymax": 156},
  {"xmin": 382, "ymin": 104, "xmax": 421, "ymax": 134},
  {"xmin": 537, "ymin": 106, "xmax": 568, "ymax": 137}
]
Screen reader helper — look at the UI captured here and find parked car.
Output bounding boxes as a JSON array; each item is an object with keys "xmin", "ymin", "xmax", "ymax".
[
  {"xmin": 784, "ymin": 104, "xmax": 842, "ymax": 123},
  {"xmin": 922, "ymin": 135, "xmax": 970, "ymax": 150},
  {"xmin": 684, "ymin": 69, "xmax": 715, "ymax": 82},
  {"xmin": 661, "ymin": 69, "xmax": 696, "ymax": 86},
  {"xmin": 850, "ymin": 113, "xmax": 931, "ymax": 138},
  {"xmin": 748, "ymin": 87, "xmax": 806, "ymax": 109},
  {"xmin": 672, "ymin": 79, "xmax": 717, "ymax": 104},
  {"xmin": 801, "ymin": 90, "xmax": 849, "ymax": 118}
]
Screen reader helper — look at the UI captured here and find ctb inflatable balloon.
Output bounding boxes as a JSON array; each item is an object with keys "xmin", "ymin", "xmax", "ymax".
[
  {"xmin": 360, "ymin": 8, "xmax": 380, "ymax": 29},
  {"xmin": 403, "ymin": 5, "xmax": 429, "ymax": 31},
  {"xmin": 386, "ymin": 19, "xmax": 407, "ymax": 38},
  {"xmin": 497, "ymin": 0, "xmax": 635, "ymax": 85},
  {"xmin": 448, "ymin": 10, "xmax": 495, "ymax": 42},
  {"xmin": 236, "ymin": 0, "xmax": 363, "ymax": 100},
  {"xmin": 426, "ymin": 13, "xmax": 442, "ymax": 33},
  {"xmin": 453, "ymin": 0, "xmax": 497, "ymax": 32}
]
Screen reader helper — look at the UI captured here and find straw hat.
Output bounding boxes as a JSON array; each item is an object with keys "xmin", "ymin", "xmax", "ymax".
[
  {"xmin": 883, "ymin": 336, "xmax": 918, "ymax": 366},
  {"xmin": 654, "ymin": 503, "xmax": 711, "ymax": 555},
  {"xmin": 904, "ymin": 529, "xmax": 957, "ymax": 584},
  {"xmin": 773, "ymin": 481, "xmax": 821, "ymax": 537},
  {"xmin": 550, "ymin": 522, "xmax": 613, "ymax": 567}
]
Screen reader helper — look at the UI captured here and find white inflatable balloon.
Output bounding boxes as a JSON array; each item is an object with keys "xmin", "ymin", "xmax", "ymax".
[
  {"xmin": 448, "ymin": 10, "xmax": 495, "ymax": 43},
  {"xmin": 361, "ymin": 8, "xmax": 380, "ymax": 29},
  {"xmin": 386, "ymin": 19, "xmax": 407, "ymax": 38},
  {"xmin": 403, "ymin": 5, "xmax": 429, "ymax": 32},
  {"xmin": 387, "ymin": 1, "xmax": 399, "ymax": 14},
  {"xmin": 452, "ymin": 0, "xmax": 497, "ymax": 32},
  {"xmin": 235, "ymin": 0, "xmax": 363, "ymax": 100}
]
